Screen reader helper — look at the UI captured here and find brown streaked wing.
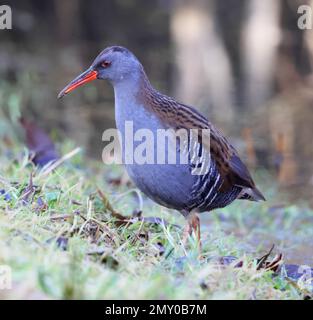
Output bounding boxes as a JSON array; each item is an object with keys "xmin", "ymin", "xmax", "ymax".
[
  {"xmin": 173, "ymin": 106, "xmax": 257, "ymax": 192},
  {"xmin": 143, "ymin": 90, "xmax": 260, "ymax": 194}
]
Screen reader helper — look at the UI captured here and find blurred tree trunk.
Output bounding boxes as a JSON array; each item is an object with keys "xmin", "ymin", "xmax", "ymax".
[
  {"xmin": 305, "ymin": 0, "xmax": 313, "ymax": 68},
  {"xmin": 53, "ymin": 0, "xmax": 95, "ymax": 152},
  {"xmin": 242, "ymin": 0, "xmax": 281, "ymax": 110},
  {"xmin": 269, "ymin": 0, "xmax": 313, "ymax": 187},
  {"xmin": 170, "ymin": 0, "xmax": 234, "ymax": 128},
  {"xmin": 54, "ymin": 0, "xmax": 81, "ymax": 45}
]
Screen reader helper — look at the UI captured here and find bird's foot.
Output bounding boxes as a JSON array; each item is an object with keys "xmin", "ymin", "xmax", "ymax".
[{"xmin": 182, "ymin": 212, "xmax": 202, "ymax": 255}]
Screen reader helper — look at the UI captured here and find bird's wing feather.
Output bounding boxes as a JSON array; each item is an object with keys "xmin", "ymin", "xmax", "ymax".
[
  {"xmin": 143, "ymin": 92, "xmax": 264, "ymax": 199},
  {"xmin": 146, "ymin": 96, "xmax": 264, "ymax": 200},
  {"xmin": 175, "ymin": 104, "xmax": 265, "ymax": 200},
  {"xmin": 176, "ymin": 108, "xmax": 255, "ymax": 191}
]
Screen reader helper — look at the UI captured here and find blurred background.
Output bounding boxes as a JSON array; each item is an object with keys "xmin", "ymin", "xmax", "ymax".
[{"xmin": 1, "ymin": 0, "xmax": 313, "ymax": 205}]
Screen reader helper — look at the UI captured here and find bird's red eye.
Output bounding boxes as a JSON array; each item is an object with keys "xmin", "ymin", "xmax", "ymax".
[{"xmin": 101, "ymin": 61, "xmax": 111, "ymax": 68}]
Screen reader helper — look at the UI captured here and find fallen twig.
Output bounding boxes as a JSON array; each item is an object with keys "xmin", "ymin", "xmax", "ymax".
[
  {"xmin": 20, "ymin": 172, "xmax": 36, "ymax": 204},
  {"xmin": 38, "ymin": 147, "xmax": 81, "ymax": 178},
  {"xmin": 256, "ymin": 244, "xmax": 275, "ymax": 270},
  {"xmin": 97, "ymin": 188, "xmax": 130, "ymax": 225}
]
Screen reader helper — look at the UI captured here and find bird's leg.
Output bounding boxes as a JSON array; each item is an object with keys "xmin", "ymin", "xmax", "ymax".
[
  {"xmin": 192, "ymin": 213, "xmax": 201, "ymax": 248},
  {"xmin": 182, "ymin": 220, "xmax": 192, "ymax": 244},
  {"xmin": 191, "ymin": 213, "xmax": 202, "ymax": 252},
  {"xmin": 182, "ymin": 211, "xmax": 201, "ymax": 251}
]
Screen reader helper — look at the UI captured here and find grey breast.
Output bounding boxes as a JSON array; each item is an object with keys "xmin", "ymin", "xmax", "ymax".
[
  {"xmin": 115, "ymin": 99, "xmax": 241, "ymax": 212},
  {"xmin": 115, "ymin": 100, "xmax": 197, "ymax": 211}
]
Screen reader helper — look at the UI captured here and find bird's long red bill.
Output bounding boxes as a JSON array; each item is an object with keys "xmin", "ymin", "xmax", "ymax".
[{"xmin": 58, "ymin": 68, "xmax": 98, "ymax": 99}]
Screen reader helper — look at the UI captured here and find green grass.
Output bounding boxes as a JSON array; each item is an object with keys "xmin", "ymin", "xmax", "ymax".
[{"xmin": 0, "ymin": 140, "xmax": 312, "ymax": 300}]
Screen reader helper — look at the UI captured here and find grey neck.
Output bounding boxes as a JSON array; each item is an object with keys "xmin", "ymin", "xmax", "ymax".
[{"xmin": 112, "ymin": 67, "xmax": 152, "ymax": 105}]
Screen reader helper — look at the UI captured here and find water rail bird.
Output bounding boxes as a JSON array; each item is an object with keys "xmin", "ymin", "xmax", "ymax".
[{"xmin": 58, "ymin": 46, "xmax": 265, "ymax": 246}]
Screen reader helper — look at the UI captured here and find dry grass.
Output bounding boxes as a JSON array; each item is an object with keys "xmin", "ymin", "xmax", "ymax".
[{"xmin": 0, "ymin": 140, "xmax": 312, "ymax": 300}]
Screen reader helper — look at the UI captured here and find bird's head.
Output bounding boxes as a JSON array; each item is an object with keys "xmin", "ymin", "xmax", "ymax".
[{"xmin": 58, "ymin": 46, "xmax": 141, "ymax": 99}]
